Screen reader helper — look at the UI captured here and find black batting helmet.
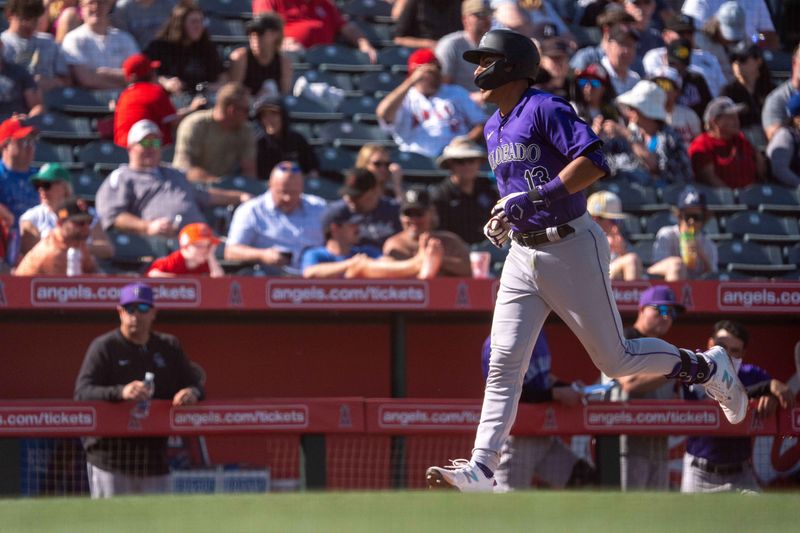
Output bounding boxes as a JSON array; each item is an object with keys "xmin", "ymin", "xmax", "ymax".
[{"xmin": 463, "ymin": 29, "xmax": 540, "ymax": 90}]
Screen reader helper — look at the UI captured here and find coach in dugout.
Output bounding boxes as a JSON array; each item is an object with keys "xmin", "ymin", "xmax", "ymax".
[{"xmin": 74, "ymin": 282, "xmax": 204, "ymax": 498}]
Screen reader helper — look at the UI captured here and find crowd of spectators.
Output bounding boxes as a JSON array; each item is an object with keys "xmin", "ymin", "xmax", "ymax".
[{"xmin": 0, "ymin": 0, "xmax": 797, "ymax": 280}]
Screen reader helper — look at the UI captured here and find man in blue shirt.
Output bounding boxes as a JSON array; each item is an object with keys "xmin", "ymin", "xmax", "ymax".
[
  {"xmin": 682, "ymin": 321, "xmax": 795, "ymax": 493},
  {"xmin": 301, "ymin": 207, "xmax": 380, "ymax": 278},
  {"xmin": 0, "ymin": 117, "xmax": 38, "ymax": 227}
]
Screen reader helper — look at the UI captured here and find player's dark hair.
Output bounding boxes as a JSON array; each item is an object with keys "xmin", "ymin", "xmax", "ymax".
[
  {"xmin": 5, "ymin": 0, "xmax": 45, "ymax": 19},
  {"xmin": 712, "ymin": 320, "xmax": 749, "ymax": 347}
]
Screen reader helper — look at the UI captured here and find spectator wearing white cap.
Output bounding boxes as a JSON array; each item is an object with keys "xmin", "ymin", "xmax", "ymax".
[
  {"xmin": 650, "ymin": 66, "xmax": 702, "ymax": 148},
  {"xmin": 681, "ymin": 0, "xmax": 778, "ymax": 50},
  {"xmin": 614, "ymin": 80, "xmax": 692, "ymax": 186},
  {"xmin": 430, "ymin": 136, "xmax": 497, "ymax": 245},
  {"xmin": 96, "ymin": 119, "xmax": 248, "ymax": 236},
  {"xmin": 688, "ymin": 96, "xmax": 768, "ymax": 188},
  {"xmin": 586, "ymin": 191, "xmax": 643, "ymax": 281}
]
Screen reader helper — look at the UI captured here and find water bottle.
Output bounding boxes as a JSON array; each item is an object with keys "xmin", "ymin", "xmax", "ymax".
[
  {"xmin": 679, "ymin": 227, "xmax": 696, "ymax": 270},
  {"xmin": 133, "ymin": 372, "xmax": 155, "ymax": 419},
  {"xmin": 66, "ymin": 247, "xmax": 82, "ymax": 276}
]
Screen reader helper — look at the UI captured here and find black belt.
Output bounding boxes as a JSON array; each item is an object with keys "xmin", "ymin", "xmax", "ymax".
[
  {"xmin": 690, "ymin": 457, "xmax": 744, "ymax": 476},
  {"xmin": 512, "ymin": 224, "xmax": 575, "ymax": 248}
]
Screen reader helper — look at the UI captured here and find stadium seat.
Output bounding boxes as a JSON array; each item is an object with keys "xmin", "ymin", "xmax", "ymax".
[
  {"xmin": 786, "ymin": 242, "xmax": 800, "ymax": 266},
  {"xmin": 203, "ymin": 204, "xmax": 235, "ymax": 236},
  {"xmin": 206, "ymin": 16, "xmax": 247, "ymax": 44},
  {"xmin": 202, "ymin": 0, "xmax": 251, "ymax": 19},
  {"xmin": 317, "ymin": 121, "xmax": 394, "ymax": 148},
  {"xmin": 78, "ymin": 141, "xmax": 128, "ymax": 173},
  {"xmin": 598, "ymin": 181, "xmax": 666, "ymax": 213},
  {"xmin": 295, "ymin": 69, "xmax": 357, "ymax": 93},
  {"xmin": 161, "ymin": 144, "xmax": 175, "ymax": 163},
  {"xmin": 716, "ymin": 240, "xmax": 795, "ymax": 275},
  {"xmin": 698, "ymin": 270, "xmax": 752, "ymax": 281},
  {"xmin": 630, "ymin": 239, "xmax": 655, "ymax": 267},
  {"xmin": 340, "ymin": 0, "xmax": 393, "ymax": 21},
  {"xmin": 71, "ymin": 170, "xmax": 105, "ymax": 203},
  {"xmin": 306, "ymin": 175, "xmax": 343, "ymax": 201},
  {"xmin": 390, "ymin": 150, "xmax": 444, "ymax": 180},
  {"xmin": 724, "ymin": 211, "xmax": 800, "ymax": 245},
  {"xmin": 737, "ymin": 184, "xmax": 800, "ymax": 215},
  {"xmin": 289, "ymin": 122, "xmax": 322, "ymax": 145},
  {"xmin": 618, "ymin": 213, "xmax": 644, "ymax": 240},
  {"xmin": 305, "ymin": 44, "xmax": 382, "ymax": 73},
  {"xmin": 339, "ymin": 95, "xmax": 379, "ymax": 123},
  {"xmin": 316, "ymin": 146, "xmax": 357, "ymax": 179},
  {"xmin": 24, "ymin": 112, "xmax": 98, "ymax": 142},
  {"xmin": 215, "ymin": 176, "xmax": 267, "ymax": 196},
  {"xmin": 643, "ymin": 211, "xmax": 677, "ymax": 235},
  {"xmin": 377, "ymin": 46, "xmax": 414, "ymax": 74},
  {"xmin": 33, "ymin": 141, "xmax": 79, "ymax": 169},
  {"xmin": 358, "ymin": 71, "xmax": 405, "ymax": 97},
  {"xmin": 107, "ymin": 231, "xmax": 175, "ymax": 272},
  {"xmin": 282, "ymin": 94, "xmax": 344, "ymax": 122},
  {"xmin": 43, "ymin": 87, "xmax": 116, "ymax": 116},
  {"xmin": 660, "ymin": 182, "xmax": 743, "ymax": 214},
  {"xmin": 352, "ymin": 19, "xmax": 395, "ymax": 47}
]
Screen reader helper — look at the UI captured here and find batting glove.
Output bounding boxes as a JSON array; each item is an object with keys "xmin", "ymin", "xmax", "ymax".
[
  {"xmin": 492, "ymin": 189, "xmax": 546, "ymax": 225},
  {"xmin": 483, "ymin": 214, "xmax": 512, "ymax": 248}
]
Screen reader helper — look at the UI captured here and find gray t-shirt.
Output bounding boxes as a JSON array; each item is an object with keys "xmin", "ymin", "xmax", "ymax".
[
  {"xmin": 95, "ymin": 164, "xmax": 209, "ymax": 230},
  {"xmin": 435, "ymin": 31, "xmax": 478, "ymax": 92},
  {"xmin": 1, "ymin": 31, "xmax": 68, "ymax": 79},
  {"xmin": 761, "ymin": 80, "xmax": 795, "ymax": 134},
  {"xmin": 766, "ymin": 126, "xmax": 800, "ymax": 187},
  {"xmin": 110, "ymin": 0, "xmax": 178, "ymax": 49},
  {"xmin": 652, "ymin": 224, "xmax": 718, "ymax": 277}
]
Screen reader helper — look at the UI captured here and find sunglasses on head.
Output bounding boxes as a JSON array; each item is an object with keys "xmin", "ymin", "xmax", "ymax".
[
  {"xmin": 123, "ymin": 303, "xmax": 153, "ymax": 314},
  {"xmin": 578, "ymin": 78, "xmax": 602, "ymax": 89},
  {"xmin": 277, "ymin": 163, "xmax": 301, "ymax": 173},
  {"xmin": 139, "ymin": 138, "xmax": 162, "ymax": 149},
  {"xmin": 649, "ymin": 304, "xmax": 677, "ymax": 318}
]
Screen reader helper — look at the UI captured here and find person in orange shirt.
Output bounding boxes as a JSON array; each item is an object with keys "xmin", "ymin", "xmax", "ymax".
[
  {"xmin": 146, "ymin": 222, "xmax": 224, "ymax": 278},
  {"xmin": 14, "ymin": 197, "xmax": 97, "ymax": 275}
]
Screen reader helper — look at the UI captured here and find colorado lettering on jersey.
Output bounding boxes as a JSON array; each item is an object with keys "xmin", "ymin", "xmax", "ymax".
[{"xmin": 487, "ymin": 142, "xmax": 541, "ymax": 171}]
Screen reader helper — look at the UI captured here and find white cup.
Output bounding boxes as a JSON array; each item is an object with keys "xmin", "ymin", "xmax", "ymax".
[{"xmin": 470, "ymin": 251, "xmax": 491, "ymax": 279}]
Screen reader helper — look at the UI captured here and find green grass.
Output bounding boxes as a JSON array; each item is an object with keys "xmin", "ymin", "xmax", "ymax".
[{"xmin": 2, "ymin": 491, "xmax": 797, "ymax": 533}]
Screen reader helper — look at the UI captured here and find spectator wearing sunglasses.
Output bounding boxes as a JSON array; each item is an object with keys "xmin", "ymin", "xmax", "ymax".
[
  {"xmin": 18, "ymin": 162, "xmax": 113, "ymax": 260},
  {"xmin": 650, "ymin": 185, "xmax": 718, "ymax": 280},
  {"xmin": 570, "ymin": 63, "xmax": 619, "ymax": 129},
  {"xmin": 14, "ymin": 197, "xmax": 97, "ymax": 275},
  {"xmin": 0, "ymin": 118, "xmax": 39, "ymax": 233},
  {"xmin": 354, "ymin": 144, "xmax": 403, "ymax": 201},
  {"xmin": 609, "ymin": 285, "xmax": 685, "ymax": 491},
  {"xmin": 74, "ymin": 282, "xmax": 205, "ymax": 498}
]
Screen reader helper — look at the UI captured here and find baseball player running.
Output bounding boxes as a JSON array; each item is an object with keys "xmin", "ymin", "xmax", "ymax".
[{"xmin": 425, "ymin": 29, "xmax": 747, "ymax": 492}]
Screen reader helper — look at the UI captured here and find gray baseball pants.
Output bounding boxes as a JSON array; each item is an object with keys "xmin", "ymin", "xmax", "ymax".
[
  {"xmin": 494, "ymin": 436, "xmax": 579, "ymax": 491},
  {"xmin": 680, "ymin": 454, "xmax": 759, "ymax": 493},
  {"xmin": 87, "ymin": 463, "xmax": 170, "ymax": 498},
  {"xmin": 473, "ymin": 214, "xmax": 684, "ymax": 471}
]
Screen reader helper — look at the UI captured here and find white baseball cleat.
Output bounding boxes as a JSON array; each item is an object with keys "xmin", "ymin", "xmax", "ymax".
[
  {"xmin": 425, "ymin": 459, "xmax": 495, "ymax": 492},
  {"xmin": 700, "ymin": 345, "xmax": 748, "ymax": 425}
]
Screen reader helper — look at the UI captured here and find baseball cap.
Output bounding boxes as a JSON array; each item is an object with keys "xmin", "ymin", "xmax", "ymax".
[
  {"xmin": 677, "ymin": 185, "xmax": 707, "ymax": 210},
  {"xmin": 246, "ymin": 13, "xmax": 284, "ymax": 35},
  {"xmin": 436, "ymin": 136, "xmax": 487, "ymax": 167},
  {"xmin": 703, "ymin": 96, "xmax": 746, "ymax": 128},
  {"xmin": 665, "ymin": 13, "xmax": 695, "ymax": 33},
  {"xmin": 179, "ymin": 222, "xmax": 220, "ymax": 247},
  {"xmin": 127, "ymin": 119, "xmax": 162, "ymax": 147},
  {"xmin": 119, "ymin": 282, "xmax": 155, "ymax": 307},
  {"xmin": 716, "ymin": 1, "xmax": 746, "ymax": 42},
  {"xmin": 608, "ymin": 25, "xmax": 640, "ymax": 43},
  {"xmin": 461, "ymin": 0, "xmax": 491, "ymax": 17},
  {"xmin": 532, "ymin": 21, "xmax": 560, "ymax": 41},
  {"xmin": 321, "ymin": 204, "xmax": 363, "ymax": 232},
  {"xmin": 728, "ymin": 41, "xmax": 761, "ymax": 63},
  {"xmin": 252, "ymin": 94, "xmax": 283, "ymax": 117},
  {"xmin": 639, "ymin": 285, "xmax": 685, "ymax": 312},
  {"xmin": 587, "ymin": 191, "xmax": 627, "ymax": 220},
  {"xmin": 339, "ymin": 168, "xmax": 377, "ymax": 198},
  {"xmin": 597, "ymin": 4, "xmax": 636, "ymax": 27},
  {"xmin": 407, "ymin": 48, "xmax": 439, "ymax": 75},
  {"xmin": 30, "ymin": 162, "xmax": 71, "ymax": 184},
  {"xmin": 576, "ymin": 63, "xmax": 610, "ymax": 84},
  {"xmin": 55, "ymin": 197, "xmax": 92, "ymax": 222},
  {"xmin": 667, "ymin": 39, "xmax": 692, "ymax": 67},
  {"xmin": 0, "ymin": 117, "xmax": 37, "ymax": 144},
  {"xmin": 787, "ymin": 92, "xmax": 800, "ymax": 118},
  {"xmin": 616, "ymin": 80, "xmax": 667, "ymax": 121},
  {"xmin": 649, "ymin": 65, "xmax": 682, "ymax": 90},
  {"xmin": 400, "ymin": 188, "xmax": 431, "ymax": 214},
  {"xmin": 539, "ymin": 37, "xmax": 570, "ymax": 57},
  {"xmin": 122, "ymin": 53, "xmax": 160, "ymax": 81}
]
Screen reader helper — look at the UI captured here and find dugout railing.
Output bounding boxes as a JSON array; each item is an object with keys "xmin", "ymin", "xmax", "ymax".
[{"xmin": 0, "ymin": 399, "xmax": 797, "ymax": 495}]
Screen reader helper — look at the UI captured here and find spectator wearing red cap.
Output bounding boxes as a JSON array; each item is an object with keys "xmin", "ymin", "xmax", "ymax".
[
  {"xmin": 376, "ymin": 48, "xmax": 485, "ymax": 158},
  {"xmin": 570, "ymin": 63, "xmax": 619, "ymax": 128},
  {"xmin": 0, "ymin": 118, "xmax": 39, "ymax": 231},
  {"xmin": 147, "ymin": 222, "xmax": 224, "ymax": 277},
  {"xmin": 61, "ymin": 0, "xmax": 139, "ymax": 89},
  {"xmin": 113, "ymin": 53, "xmax": 206, "ymax": 149},
  {"xmin": 252, "ymin": 0, "xmax": 376, "ymax": 63}
]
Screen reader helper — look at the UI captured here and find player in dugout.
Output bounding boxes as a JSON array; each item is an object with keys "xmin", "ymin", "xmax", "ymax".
[{"xmin": 425, "ymin": 29, "xmax": 748, "ymax": 492}]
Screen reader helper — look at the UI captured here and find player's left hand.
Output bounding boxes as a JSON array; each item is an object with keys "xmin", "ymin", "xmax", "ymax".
[
  {"xmin": 492, "ymin": 190, "xmax": 545, "ymax": 225},
  {"xmin": 172, "ymin": 387, "xmax": 199, "ymax": 406}
]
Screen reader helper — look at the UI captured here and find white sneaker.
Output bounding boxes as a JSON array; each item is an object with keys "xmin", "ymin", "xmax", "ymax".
[
  {"xmin": 700, "ymin": 346, "xmax": 748, "ymax": 425},
  {"xmin": 425, "ymin": 459, "xmax": 495, "ymax": 492}
]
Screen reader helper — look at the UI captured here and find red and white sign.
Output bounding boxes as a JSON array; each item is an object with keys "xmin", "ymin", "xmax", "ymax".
[
  {"xmin": 584, "ymin": 404, "xmax": 720, "ymax": 430},
  {"xmin": 171, "ymin": 405, "xmax": 309, "ymax": 430},
  {"xmin": 0, "ymin": 406, "xmax": 96, "ymax": 432},
  {"xmin": 612, "ymin": 281, "xmax": 653, "ymax": 311},
  {"xmin": 717, "ymin": 283, "xmax": 800, "ymax": 312},
  {"xmin": 375, "ymin": 403, "xmax": 481, "ymax": 431},
  {"xmin": 266, "ymin": 280, "xmax": 429, "ymax": 309},
  {"xmin": 28, "ymin": 278, "xmax": 201, "ymax": 308}
]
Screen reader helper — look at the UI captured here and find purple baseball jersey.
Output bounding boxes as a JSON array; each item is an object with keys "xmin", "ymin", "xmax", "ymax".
[
  {"xmin": 485, "ymin": 89, "xmax": 608, "ymax": 232},
  {"xmin": 685, "ymin": 364, "xmax": 771, "ymax": 465}
]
